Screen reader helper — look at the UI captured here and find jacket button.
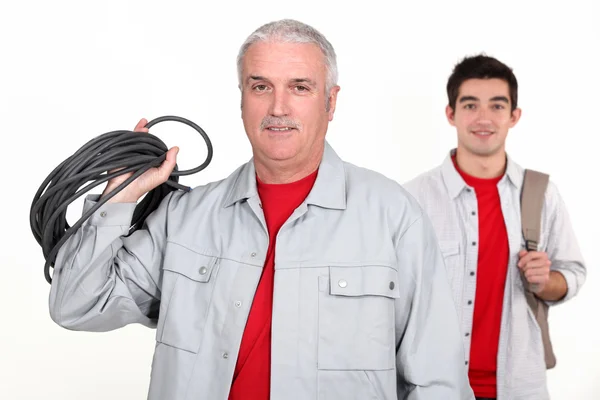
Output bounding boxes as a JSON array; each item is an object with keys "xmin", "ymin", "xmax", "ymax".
[
  {"xmin": 338, "ymin": 279, "xmax": 347, "ymax": 288},
  {"xmin": 199, "ymin": 266, "xmax": 208, "ymax": 275}
]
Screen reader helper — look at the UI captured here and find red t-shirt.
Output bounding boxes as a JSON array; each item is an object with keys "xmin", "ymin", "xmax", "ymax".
[
  {"xmin": 453, "ymin": 156, "xmax": 509, "ymax": 399},
  {"xmin": 228, "ymin": 169, "xmax": 318, "ymax": 400}
]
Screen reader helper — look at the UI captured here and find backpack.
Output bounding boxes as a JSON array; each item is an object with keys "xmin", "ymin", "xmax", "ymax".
[{"xmin": 520, "ymin": 169, "xmax": 556, "ymax": 369}]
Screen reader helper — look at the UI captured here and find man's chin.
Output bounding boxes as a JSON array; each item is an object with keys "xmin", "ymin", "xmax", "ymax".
[
  {"xmin": 266, "ymin": 151, "xmax": 298, "ymax": 161},
  {"xmin": 471, "ymin": 148, "xmax": 503, "ymax": 157},
  {"xmin": 253, "ymin": 146, "xmax": 297, "ymax": 162},
  {"xmin": 461, "ymin": 142, "xmax": 504, "ymax": 158}
]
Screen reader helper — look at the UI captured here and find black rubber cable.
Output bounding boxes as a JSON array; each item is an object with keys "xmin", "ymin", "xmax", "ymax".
[{"xmin": 30, "ymin": 115, "xmax": 213, "ymax": 284}]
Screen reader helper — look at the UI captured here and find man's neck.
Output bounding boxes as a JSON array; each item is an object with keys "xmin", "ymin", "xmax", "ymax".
[
  {"xmin": 455, "ymin": 147, "xmax": 507, "ymax": 179},
  {"xmin": 254, "ymin": 153, "xmax": 322, "ymax": 184}
]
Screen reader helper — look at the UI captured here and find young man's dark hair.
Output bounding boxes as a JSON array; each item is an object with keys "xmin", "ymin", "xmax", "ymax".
[{"xmin": 447, "ymin": 54, "xmax": 519, "ymax": 111}]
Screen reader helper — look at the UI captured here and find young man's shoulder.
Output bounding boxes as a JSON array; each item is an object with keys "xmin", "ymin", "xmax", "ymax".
[
  {"xmin": 508, "ymin": 159, "xmax": 565, "ymax": 214},
  {"xmin": 403, "ymin": 165, "xmax": 447, "ymax": 201}
]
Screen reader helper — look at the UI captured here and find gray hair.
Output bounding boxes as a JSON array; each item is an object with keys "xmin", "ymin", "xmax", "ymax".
[{"xmin": 236, "ymin": 19, "xmax": 338, "ymax": 94}]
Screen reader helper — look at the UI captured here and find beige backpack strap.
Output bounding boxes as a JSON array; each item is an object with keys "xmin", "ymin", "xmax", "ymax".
[
  {"xmin": 521, "ymin": 169, "xmax": 549, "ymax": 251},
  {"xmin": 520, "ymin": 169, "xmax": 556, "ymax": 369}
]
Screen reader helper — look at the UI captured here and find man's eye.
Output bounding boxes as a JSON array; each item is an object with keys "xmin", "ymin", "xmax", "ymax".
[
  {"xmin": 464, "ymin": 104, "xmax": 476, "ymax": 110},
  {"xmin": 253, "ymin": 85, "xmax": 268, "ymax": 92},
  {"xmin": 493, "ymin": 104, "xmax": 505, "ymax": 110},
  {"xmin": 295, "ymin": 85, "xmax": 309, "ymax": 92}
]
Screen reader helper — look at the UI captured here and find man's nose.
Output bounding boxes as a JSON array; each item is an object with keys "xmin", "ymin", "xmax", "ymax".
[{"xmin": 269, "ymin": 89, "xmax": 290, "ymax": 116}]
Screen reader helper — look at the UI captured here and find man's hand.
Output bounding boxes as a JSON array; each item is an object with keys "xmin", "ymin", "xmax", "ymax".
[
  {"xmin": 101, "ymin": 118, "xmax": 179, "ymax": 203},
  {"xmin": 517, "ymin": 250, "xmax": 551, "ymax": 294},
  {"xmin": 518, "ymin": 250, "xmax": 568, "ymax": 301}
]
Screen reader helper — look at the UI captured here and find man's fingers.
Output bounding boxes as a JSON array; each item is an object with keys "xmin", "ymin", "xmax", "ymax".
[
  {"xmin": 166, "ymin": 146, "xmax": 179, "ymax": 163},
  {"xmin": 519, "ymin": 251, "xmax": 539, "ymax": 267},
  {"xmin": 518, "ymin": 252, "xmax": 536, "ymax": 267},
  {"xmin": 522, "ymin": 259, "xmax": 551, "ymax": 271},
  {"xmin": 518, "ymin": 251, "xmax": 548, "ymax": 268},
  {"xmin": 526, "ymin": 274, "xmax": 550, "ymax": 285},
  {"xmin": 158, "ymin": 147, "xmax": 179, "ymax": 180},
  {"xmin": 525, "ymin": 268, "xmax": 549, "ymax": 278},
  {"xmin": 134, "ymin": 118, "xmax": 149, "ymax": 133},
  {"xmin": 525, "ymin": 266, "xmax": 550, "ymax": 279}
]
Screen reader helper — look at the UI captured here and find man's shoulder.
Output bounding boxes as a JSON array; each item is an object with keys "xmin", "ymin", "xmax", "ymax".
[
  {"xmin": 508, "ymin": 159, "xmax": 564, "ymax": 212},
  {"xmin": 167, "ymin": 163, "xmax": 247, "ymax": 211},
  {"xmin": 402, "ymin": 165, "xmax": 446, "ymax": 199},
  {"xmin": 342, "ymin": 161, "xmax": 422, "ymax": 212},
  {"xmin": 541, "ymin": 178, "xmax": 564, "ymax": 216}
]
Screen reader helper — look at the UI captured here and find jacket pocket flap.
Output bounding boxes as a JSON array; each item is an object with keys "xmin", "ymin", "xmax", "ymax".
[
  {"xmin": 439, "ymin": 241, "xmax": 460, "ymax": 257},
  {"xmin": 329, "ymin": 265, "xmax": 400, "ymax": 299},
  {"xmin": 163, "ymin": 242, "xmax": 218, "ymax": 283}
]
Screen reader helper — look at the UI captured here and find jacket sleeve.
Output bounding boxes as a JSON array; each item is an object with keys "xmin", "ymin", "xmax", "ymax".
[
  {"xmin": 544, "ymin": 181, "xmax": 586, "ymax": 305},
  {"xmin": 48, "ymin": 192, "xmax": 179, "ymax": 332},
  {"xmin": 394, "ymin": 213, "xmax": 475, "ymax": 400}
]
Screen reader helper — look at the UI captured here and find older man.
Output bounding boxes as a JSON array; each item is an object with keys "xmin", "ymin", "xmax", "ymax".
[{"xmin": 49, "ymin": 19, "xmax": 473, "ymax": 400}]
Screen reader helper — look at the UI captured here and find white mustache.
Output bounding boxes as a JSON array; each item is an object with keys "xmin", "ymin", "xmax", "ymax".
[{"xmin": 260, "ymin": 116, "xmax": 301, "ymax": 130}]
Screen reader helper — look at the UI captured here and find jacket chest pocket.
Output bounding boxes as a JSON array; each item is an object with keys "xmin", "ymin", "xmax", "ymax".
[
  {"xmin": 157, "ymin": 242, "xmax": 220, "ymax": 353},
  {"xmin": 317, "ymin": 265, "xmax": 400, "ymax": 371},
  {"xmin": 439, "ymin": 241, "xmax": 461, "ymax": 286}
]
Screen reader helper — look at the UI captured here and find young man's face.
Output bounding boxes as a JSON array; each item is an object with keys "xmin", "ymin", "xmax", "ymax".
[{"xmin": 446, "ymin": 78, "xmax": 521, "ymax": 158}]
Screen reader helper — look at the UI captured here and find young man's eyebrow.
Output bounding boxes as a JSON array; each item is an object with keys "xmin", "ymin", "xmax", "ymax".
[
  {"xmin": 459, "ymin": 95, "xmax": 479, "ymax": 103},
  {"xmin": 490, "ymin": 96, "xmax": 509, "ymax": 103}
]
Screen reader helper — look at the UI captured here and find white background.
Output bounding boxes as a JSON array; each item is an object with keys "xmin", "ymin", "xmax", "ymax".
[{"xmin": 1, "ymin": 0, "xmax": 598, "ymax": 399}]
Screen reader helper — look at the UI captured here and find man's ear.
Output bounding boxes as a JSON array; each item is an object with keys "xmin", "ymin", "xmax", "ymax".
[
  {"xmin": 446, "ymin": 105, "xmax": 456, "ymax": 127},
  {"xmin": 327, "ymin": 85, "xmax": 341, "ymax": 120},
  {"xmin": 510, "ymin": 107, "xmax": 522, "ymax": 127}
]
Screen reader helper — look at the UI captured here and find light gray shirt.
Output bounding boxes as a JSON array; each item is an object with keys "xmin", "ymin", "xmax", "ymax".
[
  {"xmin": 49, "ymin": 142, "xmax": 474, "ymax": 400},
  {"xmin": 404, "ymin": 150, "xmax": 586, "ymax": 400}
]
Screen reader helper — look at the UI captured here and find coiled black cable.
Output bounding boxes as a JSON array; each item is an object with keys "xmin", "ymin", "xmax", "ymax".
[{"xmin": 30, "ymin": 116, "xmax": 213, "ymax": 284}]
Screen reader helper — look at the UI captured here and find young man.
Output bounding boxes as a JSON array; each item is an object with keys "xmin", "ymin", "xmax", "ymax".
[
  {"xmin": 404, "ymin": 55, "xmax": 586, "ymax": 400},
  {"xmin": 48, "ymin": 20, "xmax": 473, "ymax": 399}
]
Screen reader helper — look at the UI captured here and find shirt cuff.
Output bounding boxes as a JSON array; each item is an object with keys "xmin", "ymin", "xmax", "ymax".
[{"xmin": 83, "ymin": 194, "xmax": 138, "ymax": 227}]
